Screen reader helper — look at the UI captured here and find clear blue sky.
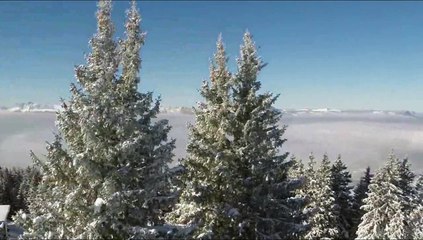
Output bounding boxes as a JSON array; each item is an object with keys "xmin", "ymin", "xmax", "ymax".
[{"xmin": 1, "ymin": 1, "xmax": 423, "ymax": 111}]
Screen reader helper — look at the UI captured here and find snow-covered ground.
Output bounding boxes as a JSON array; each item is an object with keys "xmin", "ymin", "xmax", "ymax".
[{"xmin": 0, "ymin": 106, "xmax": 422, "ymax": 180}]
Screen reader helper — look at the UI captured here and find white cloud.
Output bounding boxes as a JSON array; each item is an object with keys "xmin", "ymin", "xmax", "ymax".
[{"xmin": 0, "ymin": 111, "xmax": 421, "ymax": 180}]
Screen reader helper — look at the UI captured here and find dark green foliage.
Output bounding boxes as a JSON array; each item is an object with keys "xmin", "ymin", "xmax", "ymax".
[
  {"xmin": 397, "ymin": 159, "xmax": 416, "ymax": 211},
  {"xmin": 0, "ymin": 166, "xmax": 41, "ymax": 219},
  {"xmin": 350, "ymin": 166, "xmax": 372, "ymax": 239},
  {"xmin": 330, "ymin": 156, "xmax": 353, "ymax": 239}
]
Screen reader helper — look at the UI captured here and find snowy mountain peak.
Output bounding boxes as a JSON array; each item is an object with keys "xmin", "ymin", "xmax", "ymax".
[
  {"xmin": 0, "ymin": 103, "xmax": 419, "ymax": 118},
  {"xmin": 311, "ymin": 108, "xmax": 342, "ymax": 113},
  {"xmin": 160, "ymin": 106, "xmax": 193, "ymax": 114},
  {"xmin": 1, "ymin": 102, "xmax": 61, "ymax": 113}
]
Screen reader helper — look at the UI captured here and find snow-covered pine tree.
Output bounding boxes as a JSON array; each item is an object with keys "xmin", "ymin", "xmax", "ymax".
[
  {"xmin": 14, "ymin": 1, "xmax": 175, "ymax": 239},
  {"xmin": 231, "ymin": 31, "xmax": 293, "ymax": 239},
  {"xmin": 17, "ymin": 166, "xmax": 41, "ymax": 213},
  {"xmin": 0, "ymin": 167, "xmax": 26, "ymax": 219},
  {"xmin": 330, "ymin": 155, "xmax": 353, "ymax": 239},
  {"xmin": 286, "ymin": 156, "xmax": 308, "ymax": 238},
  {"xmin": 166, "ymin": 35, "xmax": 239, "ymax": 239},
  {"xmin": 356, "ymin": 154, "xmax": 410, "ymax": 239},
  {"xmin": 416, "ymin": 174, "xmax": 423, "ymax": 199},
  {"xmin": 409, "ymin": 204, "xmax": 423, "ymax": 239},
  {"xmin": 396, "ymin": 159, "xmax": 423, "ymax": 239},
  {"xmin": 168, "ymin": 32, "xmax": 294, "ymax": 239},
  {"xmin": 0, "ymin": 167, "xmax": 8, "ymax": 207},
  {"xmin": 117, "ymin": 2, "xmax": 176, "ymax": 232},
  {"xmin": 288, "ymin": 156, "xmax": 305, "ymax": 180},
  {"xmin": 383, "ymin": 157, "xmax": 413, "ymax": 239},
  {"xmin": 299, "ymin": 153, "xmax": 318, "ymax": 236},
  {"xmin": 409, "ymin": 175, "xmax": 423, "ymax": 239},
  {"xmin": 287, "ymin": 155, "xmax": 307, "ymax": 206},
  {"xmin": 349, "ymin": 166, "xmax": 372, "ymax": 239},
  {"xmin": 303, "ymin": 154, "xmax": 338, "ymax": 240},
  {"xmin": 397, "ymin": 158, "xmax": 415, "ymax": 212}
]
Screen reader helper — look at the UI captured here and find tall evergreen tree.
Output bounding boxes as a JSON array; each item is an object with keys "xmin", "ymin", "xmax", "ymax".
[
  {"xmin": 350, "ymin": 167, "xmax": 372, "ymax": 239},
  {"xmin": 14, "ymin": 1, "xmax": 174, "ymax": 239},
  {"xmin": 230, "ymin": 31, "xmax": 293, "ymax": 239},
  {"xmin": 168, "ymin": 32, "xmax": 295, "ymax": 239},
  {"xmin": 166, "ymin": 36, "xmax": 239, "ymax": 239},
  {"xmin": 117, "ymin": 1, "xmax": 176, "ymax": 230},
  {"xmin": 330, "ymin": 155, "xmax": 353, "ymax": 239},
  {"xmin": 356, "ymin": 154, "xmax": 411, "ymax": 239}
]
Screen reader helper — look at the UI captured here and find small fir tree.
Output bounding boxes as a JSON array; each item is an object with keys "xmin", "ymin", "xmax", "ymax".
[
  {"xmin": 230, "ymin": 31, "xmax": 293, "ymax": 239},
  {"xmin": 330, "ymin": 155, "xmax": 353, "ymax": 239},
  {"xmin": 356, "ymin": 154, "xmax": 411, "ymax": 239},
  {"xmin": 286, "ymin": 156, "xmax": 309, "ymax": 238},
  {"xmin": 350, "ymin": 166, "xmax": 372, "ymax": 239},
  {"xmin": 409, "ymin": 175, "xmax": 423, "ymax": 239},
  {"xmin": 303, "ymin": 154, "xmax": 338, "ymax": 239}
]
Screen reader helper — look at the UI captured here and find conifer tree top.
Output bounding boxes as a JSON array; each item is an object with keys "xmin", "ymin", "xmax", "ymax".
[
  {"xmin": 234, "ymin": 31, "xmax": 265, "ymax": 95},
  {"xmin": 121, "ymin": 0, "xmax": 144, "ymax": 91}
]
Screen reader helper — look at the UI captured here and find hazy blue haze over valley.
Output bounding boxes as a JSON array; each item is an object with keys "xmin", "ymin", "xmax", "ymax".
[{"xmin": 0, "ymin": 111, "xmax": 421, "ymax": 180}]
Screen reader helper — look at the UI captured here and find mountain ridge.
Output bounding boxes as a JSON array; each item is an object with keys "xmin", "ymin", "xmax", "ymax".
[{"xmin": 0, "ymin": 102, "xmax": 420, "ymax": 117}]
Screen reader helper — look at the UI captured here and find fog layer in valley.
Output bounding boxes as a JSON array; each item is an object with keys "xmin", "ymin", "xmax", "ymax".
[{"xmin": 0, "ymin": 111, "xmax": 422, "ymax": 180}]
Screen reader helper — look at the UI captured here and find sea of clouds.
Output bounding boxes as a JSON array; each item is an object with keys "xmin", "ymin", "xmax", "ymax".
[{"xmin": 0, "ymin": 109, "xmax": 422, "ymax": 181}]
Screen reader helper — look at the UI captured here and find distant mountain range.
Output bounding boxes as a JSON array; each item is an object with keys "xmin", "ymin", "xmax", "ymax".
[
  {"xmin": 281, "ymin": 108, "xmax": 419, "ymax": 118},
  {"xmin": 161, "ymin": 107, "xmax": 420, "ymax": 118},
  {"xmin": 0, "ymin": 102, "xmax": 61, "ymax": 113},
  {"xmin": 0, "ymin": 102, "xmax": 419, "ymax": 118}
]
